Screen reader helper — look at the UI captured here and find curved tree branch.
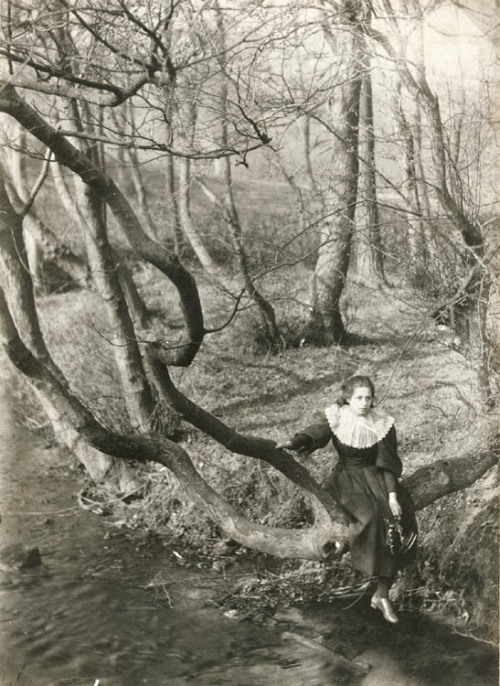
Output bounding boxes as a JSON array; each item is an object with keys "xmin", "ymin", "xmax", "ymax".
[
  {"xmin": 146, "ymin": 347, "xmax": 340, "ymax": 525},
  {"xmin": 405, "ymin": 447, "xmax": 499, "ymax": 511},
  {"xmin": 0, "ymin": 293, "xmax": 341, "ymax": 560},
  {"xmin": 0, "ymin": 82, "xmax": 204, "ymax": 366}
]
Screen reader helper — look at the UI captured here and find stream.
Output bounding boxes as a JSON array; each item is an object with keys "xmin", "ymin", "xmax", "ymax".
[{"xmin": 0, "ymin": 382, "xmax": 498, "ymax": 686}]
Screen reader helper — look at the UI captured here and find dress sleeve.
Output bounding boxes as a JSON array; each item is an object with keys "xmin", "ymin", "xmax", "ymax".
[
  {"xmin": 382, "ymin": 470, "xmax": 397, "ymax": 493},
  {"xmin": 289, "ymin": 412, "xmax": 332, "ymax": 454},
  {"xmin": 376, "ymin": 425, "xmax": 403, "ymax": 481}
]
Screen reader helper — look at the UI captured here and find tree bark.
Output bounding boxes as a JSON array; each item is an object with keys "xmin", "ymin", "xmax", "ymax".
[
  {"xmin": 114, "ymin": 256, "xmax": 152, "ymax": 330},
  {"xmin": 75, "ymin": 178, "xmax": 156, "ymax": 432},
  {"xmin": 307, "ymin": 10, "xmax": 363, "ymax": 345},
  {"xmin": 178, "ymin": 155, "xmax": 220, "ymax": 274},
  {"xmin": 353, "ymin": 29, "xmax": 385, "ymax": 285},
  {"xmin": 392, "ymin": 85, "xmax": 428, "ymax": 269},
  {"xmin": 488, "ymin": 235, "xmax": 500, "ymax": 374},
  {"xmin": 111, "ymin": 104, "xmax": 159, "ymax": 241},
  {"xmin": 49, "ymin": 158, "xmax": 150, "ymax": 325},
  {"xmin": 0, "ymin": 180, "xmax": 54, "ymax": 366},
  {"xmin": 406, "ymin": 445, "xmax": 499, "ymax": 510}
]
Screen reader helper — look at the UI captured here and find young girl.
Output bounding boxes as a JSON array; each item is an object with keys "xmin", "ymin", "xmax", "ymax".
[{"xmin": 277, "ymin": 375, "xmax": 417, "ymax": 623}]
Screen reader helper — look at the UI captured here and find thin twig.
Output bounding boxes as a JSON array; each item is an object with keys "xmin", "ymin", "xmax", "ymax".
[{"xmin": 451, "ymin": 626, "xmax": 497, "ymax": 647}]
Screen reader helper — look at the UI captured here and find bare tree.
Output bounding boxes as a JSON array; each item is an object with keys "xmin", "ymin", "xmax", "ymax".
[
  {"xmin": 306, "ymin": 2, "xmax": 364, "ymax": 344},
  {"xmin": 370, "ymin": 0, "xmax": 497, "ymax": 406}
]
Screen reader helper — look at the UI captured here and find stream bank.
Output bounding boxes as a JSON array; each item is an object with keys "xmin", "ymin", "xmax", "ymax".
[{"xmin": 0, "ymin": 383, "xmax": 498, "ymax": 686}]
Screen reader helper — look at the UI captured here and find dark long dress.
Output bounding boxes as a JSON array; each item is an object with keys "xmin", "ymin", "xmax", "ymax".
[{"xmin": 292, "ymin": 414, "xmax": 417, "ymax": 578}]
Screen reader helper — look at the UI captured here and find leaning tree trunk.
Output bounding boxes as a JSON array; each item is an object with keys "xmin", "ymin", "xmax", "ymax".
[
  {"xmin": 75, "ymin": 177, "xmax": 156, "ymax": 432},
  {"xmin": 413, "ymin": 98, "xmax": 437, "ymax": 262},
  {"xmin": 176, "ymin": 92, "xmax": 221, "ymax": 275},
  {"xmin": 178, "ymin": 156, "xmax": 220, "ymax": 274},
  {"xmin": 59, "ymin": 96, "xmax": 157, "ymax": 432},
  {"xmin": 307, "ymin": 12, "xmax": 363, "ymax": 345},
  {"xmin": 50, "ymin": 158, "xmax": 150, "ymax": 326},
  {"xmin": 488, "ymin": 230, "xmax": 500, "ymax": 374},
  {"xmin": 111, "ymin": 104, "xmax": 159, "ymax": 241},
  {"xmin": 198, "ymin": 177, "xmax": 284, "ymax": 351},
  {"xmin": 0, "ymin": 180, "xmax": 126, "ymax": 488}
]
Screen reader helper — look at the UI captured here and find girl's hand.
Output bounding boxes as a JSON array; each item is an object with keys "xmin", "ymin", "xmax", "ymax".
[
  {"xmin": 388, "ymin": 493, "xmax": 402, "ymax": 519},
  {"xmin": 275, "ymin": 440, "xmax": 293, "ymax": 450}
]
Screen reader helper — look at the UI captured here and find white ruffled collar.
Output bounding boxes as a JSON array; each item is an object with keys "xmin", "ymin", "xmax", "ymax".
[{"xmin": 324, "ymin": 404, "xmax": 394, "ymax": 449}]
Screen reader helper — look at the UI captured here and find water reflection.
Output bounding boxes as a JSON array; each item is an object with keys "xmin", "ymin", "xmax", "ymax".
[{"xmin": 0, "ymin": 383, "xmax": 497, "ymax": 686}]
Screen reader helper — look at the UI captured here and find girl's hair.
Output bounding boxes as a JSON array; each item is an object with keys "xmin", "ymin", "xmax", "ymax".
[{"xmin": 336, "ymin": 375, "xmax": 375, "ymax": 406}]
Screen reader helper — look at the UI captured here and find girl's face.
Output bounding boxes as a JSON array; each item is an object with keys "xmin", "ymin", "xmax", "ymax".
[{"xmin": 348, "ymin": 386, "xmax": 373, "ymax": 416}]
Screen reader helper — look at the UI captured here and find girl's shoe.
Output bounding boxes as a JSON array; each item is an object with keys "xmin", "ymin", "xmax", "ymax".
[{"xmin": 370, "ymin": 595, "xmax": 399, "ymax": 624}]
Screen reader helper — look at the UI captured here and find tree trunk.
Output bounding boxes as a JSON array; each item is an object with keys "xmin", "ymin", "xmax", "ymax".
[
  {"xmin": 307, "ymin": 14, "xmax": 363, "ymax": 345},
  {"xmin": 50, "ymin": 159, "xmax": 149, "ymax": 323},
  {"xmin": 178, "ymin": 156, "xmax": 220, "ymax": 274},
  {"xmin": 488, "ymin": 233, "xmax": 500, "ymax": 374},
  {"xmin": 413, "ymin": 99, "xmax": 437, "ymax": 262},
  {"xmin": 0, "ymin": 286, "xmax": 116, "ymax": 484},
  {"xmin": 393, "ymin": 86, "xmax": 427, "ymax": 270},
  {"xmin": 22, "ymin": 213, "xmax": 86, "ymax": 291},
  {"xmin": 126, "ymin": 146, "xmax": 158, "ymax": 240},
  {"xmin": 114, "ymin": 254, "xmax": 151, "ymax": 330},
  {"xmin": 353, "ymin": 32, "xmax": 385, "ymax": 285},
  {"xmin": 418, "ymin": 86, "xmax": 493, "ymax": 406},
  {"xmin": 0, "ymin": 180, "xmax": 54, "ymax": 365},
  {"xmin": 112, "ymin": 104, "xmax": 159, "ymax": 241},
  {"xmin": 210, "ymin": 0, "xmax": 283, "ymax": 351},
  {"xmin": 175, "ymin": 88, "xmax": 220, "ymax": 275},
  {"xmin": 197, "ymin": 177, "xmax": 284, "ymax": 351},
  {"xmin": 75, "ymin": 178, "xmax": 156, "ymax": 432},
  {"xmin": 165, "ymin": 154, "xmax": 184, "ymax": 254}
]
